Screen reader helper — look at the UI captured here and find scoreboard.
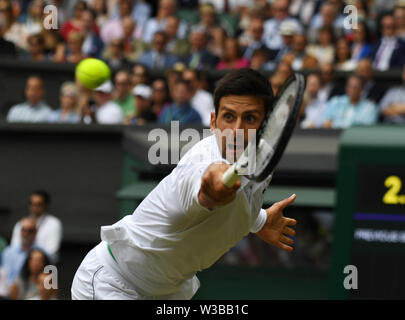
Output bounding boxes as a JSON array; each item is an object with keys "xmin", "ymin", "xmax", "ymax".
[{"xmin": 329, "ymin": 126, "xmax": 405, "ymax": 299}]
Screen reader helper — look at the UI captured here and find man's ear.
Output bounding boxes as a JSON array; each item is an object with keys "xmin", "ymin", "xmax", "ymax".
[{"xmin": 210, "ymin": 112, "xmax": 216, "ymax": 132}]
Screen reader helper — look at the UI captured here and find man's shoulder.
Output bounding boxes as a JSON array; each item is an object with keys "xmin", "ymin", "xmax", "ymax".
[
  {"xmin": 178, "ymin": 135, "xmax": 221, "ymax": 167},
  {"xmin": 43, "ymin": 214, "xmax": 62, "ymax": 226}
]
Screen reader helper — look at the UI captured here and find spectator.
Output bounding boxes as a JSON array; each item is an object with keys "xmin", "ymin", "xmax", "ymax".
[
  {"xmin": 196, "ymin": 3, "xmax": 232, "ymax": 37},
  {"xmin": 129, "ymin": 84, "xmax": 157, "ymax": 125},
  {"xmin": 216, "ymin": 37, "xmax": 250, "ymax": 70},
  {"xmin": 394, "ymin": 4, "xmax": 405, "ymax": 40},
  {"xmin": 355, "ymin": 58, "xmax": 387, "ymax": 104},
  {"xmin": 7, "ymin": 76, "xmax": 53, "ymax": 123},
  {"xmin": 2, "ymin": 217, "xmax": 38, "ymax": 286},
  {"xmin": 350, "ymin": 21, "xmax": 372, "ymax": 62},
  {"xmin": 371, "ymin": 14, "xmax": 405, "ymax": 71},
  {"xmin": 334, "ymin": 37, "xmax": 357, "ymax": 71},
  {"xmin": 184, "ymin": 25, "xmax": 219, "ymax": 69},
  {"xmin": 48, "ymin": 82, "xmax": 81, "ymax": 123},
  {"xmin": 60, "ymin": 0, "xmax": 87, "ymax": 42},
  {"xmin": 262, "ymin": 0, "xmax": 302, "ymax": 51},
  {"xmin": 166, "ymin": 66, "xmax": 184, "ymax": 97},
  {"xmin": 80, "ymin": 8, "xmax": 104, "ymax": 59},
  {"xmin": 0, "ymin": 0, "xmax": 28, "ymax": 50},
  {"xmin": 158, "ymin": 79, "xmax": 202, "ymax": 124},
  {"xmin": 164, "ymin": 16, "xmax": 190, "ymax": 58},
  {"xmin": 274, "ymin": 59, "xmax": 293, "ymax": 83},
  {"xmin": 269, "ymin": 72, "xmax": 285, "ymax": 96},
  {"xmin": 289, "ymin": 0, "xmax": 322, "ymax": 28},
  {"xmin": 23, "ymin": 33, "xmax": 48, "ymax": 61},
  {"xmin": 9, "ymin": 249, "xmax": 50, "ymax": 300},
  {"xmin": 142, "ymin": 0, "xmax": 187, "ymax": 43},
  {"xmin": 88, "ymin": 0, "xmax": 109, "ymax": 28},
  {"xmin": 250, "ymin": 48, "xmax": 272, "ymax": 71},
  {"xmin": 64, "ymin": 31, "xmax": 86, "ymax": 64},
  {"xmin": 283, "ymin": 34, "xmax": 318, "ymax": 71},
  {"xmin": 207, "ymin": 26, "xmax": 227, "ymax": 59},
  {"xmin": 27, "ymin": 272, "xmax": 58, "ymax": 300},
  {"xmin": 41, "ymin": 29, "xmax": 65, "ymax": 61},
  {"xmin": 182, "ymin": 68, "xmax": 215, "ymax": 126},
  {"xmin": 306, "ymin": 25, "xmax": 335, "ymax": 66},
  {"xmin": 102, "ymin": 38, "xmax": 132, "ymax": 69},
  {"xmin": 379, "ymin": 64, "xmax": 405, "ymax": 123},
  {"xmin": 300, "ymin": 73, "xmax": 327, "ymax": 128},
  {"xmin": 93, "ymin": 80, "xmax": 124, "ymax": 124},
  {"xmin": 308, "ymin": 1, "xmax": 345, "ymax": 43},
  {"xmin": 239, "ymin": 16, "xmax": 267, "ymax": 61},
  {"xmin": 10, "ymin": 191, "xmax": 62, "ymax": 263},
  {"xmin": 318, "ymin": 62, "xmax": 344, "ymax": 103},
  {"xmin": 131, "ymin": 63, "xmax": 149, "ymax": 89},
  {"xmin": 20, "ymin": 0, "xmax": 45, "ymax": 36},
  {"xmin": 113, "ymin": 70, "xmax": 135, "ymax": 123},
  {"xmin": 151, "ymin": 77, "xmax": 171, "ymax": 117},
  {"xmin": 0, "ymin": 15, "xmax": 17, "ymax": 57},
  {"xmin": 268, "ymin": 20, "xmax": 298, "ymax": 69},
  {"xmin": 137, "ymin": 31, "xmax": 178, "ymax": 70},
  {"xmin": 322, "ymin": 75, "xmax": 378, "ymax": 129}
]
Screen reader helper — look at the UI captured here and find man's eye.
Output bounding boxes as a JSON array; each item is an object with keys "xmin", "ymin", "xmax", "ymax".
[
  {"xmin": 223, "ymin": 113, "xmax": 233, "ymax": 120},
  {"xmin": 245, "ymin": 115, "xmax": 256, "ymax": 123}
]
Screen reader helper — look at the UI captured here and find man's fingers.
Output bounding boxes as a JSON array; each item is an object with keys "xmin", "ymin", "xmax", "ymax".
[
  {"xmin": 283, "ymin": 226, "xmax": 296, "ymax": 237},
  {"xmin": 285, "ymin": 218, "xmax": 297, "ymax": 227},
  {"xmin": 277, "ymin": 242, "xmax": 293, "ymax": 252},
  {"xmin": 274, "ymin": 194, "xmax": 296, "ymax": 210},
  {"xmin": 280, "ymin": 235, "xmax": 294, "ymax": 245}
]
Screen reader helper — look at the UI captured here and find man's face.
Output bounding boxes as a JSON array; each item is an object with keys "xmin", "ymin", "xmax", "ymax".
[
  {"xmin": 20, "ymin": 218, "xmax": 36, "ymax": 247},
  {"xmin": 29, "ymin": 194, "xmax": 46, "ymax": 217},
  {"xmin": 135, "ymin": 96, "xmax": 150, "ymax": 114},
  {"xmin": 81, "ymin": 11, "xmax": 94, "ymax": 32},
  {"xmin": 306, "ymin": 75, "xmax": 321, "ymax": 96},
  {"xmin": 172, "ymin": 83, "xmax": 192, "ymax": 105},
  {"xmin": 115, "ymin": 72, "xmax": 131, "ymax": 98},
  {"xmin": 190, "ymin": 32, "xmax": 206, "ymax": 51},
  {"xmin": 273, "ymin": 0, "xmax": 289, "ymax": 20},
  {"xmin": 321, "ymin": 64, "xmax": 334, "ymax": 83},
  {"xmin": 165, "ymin": 17, "xmax": 179, "ymax": 38},
  {"xmin": 382, "ymin": 16, "xmax": 396, "ymax": 37},
  {"xmin": 153, "ymin": 34, "xmax": 166, "ymax": 53},
  {"xmin": 346, "ymin": 77, "xmax": 362, "ymax": 102},
  {"xmin": 25, "ymin": 78, "xmax": 44, "ymax": 105},
  {"xmin": 250, "ymin": 20, "xmax": 264, "ymax": 40},
  {"xmin": 210, "ymin": 95, "xmax": 266, "ymax": 161},
  {"xmin": 182, "ymin": 70, "xmax": 198, "ymax": 91},
  {"xmin": 132, "ymin": 66, "xmax": 147, "ymax": 87},
  {"xmin": 355, "ymin": 60, "xmax": 372, "ymax": 81}
]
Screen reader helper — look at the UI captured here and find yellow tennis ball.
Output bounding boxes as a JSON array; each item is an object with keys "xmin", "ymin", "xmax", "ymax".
[{"xmin": 75, "ymin": 58, "xmax": 111, "ymax": 90}]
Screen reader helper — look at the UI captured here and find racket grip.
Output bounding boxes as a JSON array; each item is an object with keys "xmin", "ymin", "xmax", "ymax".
[{"xmin": 222, "ymin": 164, "xmax": 240, "ymax": 188}]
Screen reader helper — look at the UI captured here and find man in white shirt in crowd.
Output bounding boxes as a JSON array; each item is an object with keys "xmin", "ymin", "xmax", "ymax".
[
  {"xmin": 7, "ymin": 76, "xmax": 52, "ymax": 123},
  {"xmin": 10, "ymin": 191, "xmax": 62, "ymax": 263},
  {"xmin": 71, "ymin": 68, "xmax": 298, "ymax": 300},
  {"xmin": 93, "ymin": 80, "xmax": 124, "ymax": 125},
  {"xmin": 300, "ymin": 73, "xmax": 326, "ymax": 128},
  {"xmin": 182, "ymin": 68, "xmax": 215, "ymax": 127}
]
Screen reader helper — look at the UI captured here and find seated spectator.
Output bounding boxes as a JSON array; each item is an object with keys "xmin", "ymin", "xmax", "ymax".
[
  {"xmin": 10, "ymin": 191, "xmax": 62, "ymax": 263},
  {"xmin": 0, "ymin": 15, "xmax": 17, "ymax": 57},
  {"xmin": 151, "ymin": 77, "xmax": 171, "ymax": 117},
  {"xmin": 113, "ymin": 70, "xmax": 136, "ymax": 123},
  {"xmin": 318, "ymin": 62, "xmax": 344, "ymax": 103},
  {"xmin": 9, "ymin": 249, "xmax": 50, "ymax": 300},
  {"xmin": 250, "ymin": 48, "xmax": 273, "ymax": 71},
  {"xmin": 131, "ymin": 63, "xmax": 149, "ymax": 90},
  {"xmin": 239, "ymin": 16, "xmax": 267, "ymax": 61},
  {"xmin": 80, "ymin": 8, "xmax": 103, "ymax": 59},
  {"xmin": 379, "ymin": 64, "xmax": 405, "ymax": 123},
  {"xmin": 0, "ymin": 0, "xmax": 28, "ymax": 51},
  {"xmin": 207, "ymin": 26, "xmax": 227, "ymax": 59},
  {"xmin": 322, "ymin": 75, "xmax": 378, "ymax": 129},
  {"xmin": 57, "ymin": 31, "xmax": 86, "ymax": 64},
  {"xmin": 129, "ymin": 84, "xmax": 156, "ymax": 125},
  {"xmin": 350, "ymin": 21, "xmax": 372, "ymax": 62},
  {"xmin": 158, "ymin": 79, "xmax": 202, "ymax": 124},
  {"xmin": 394, "ymin": 4, "xmax": 405, "ymax": 40},
  {"xmin": 196, "ymin": 3, "xmax": 232, "ymax": 38},
  {"xmin": 262, "ymin": 0, "xmax": 303, "ymax": 51},
  {"xmin": 7, "ymin": 76, "xmax": 53, "ymax": 123},
  {"xmin": 282, "ymin": 34, "xmax": 317, "ymax": 71},
  {"xmin": 182, "ymin": 68, "xmax": 214, "ymax": 127},
  {"xmin": 22, "ymin": 33, "xmax": 49, "ymax": 61},
  {"xmin": 88, "ymin": 0, "xmax": 109, "ymax": 28},
  {"xmin": 216, "ymin": 37, "xmax": 250, "ymax": 70},
  {"xmin": 334, "ymin": 37, "xmax": 357, "ymax": 71},
  {"xmin": 48, "ymin": 82, "xmax": 81, "ymax": 123},
  {"xmin": 41, "ymin": 29, "xmax": 65, "ymax": 61},
  {"xmin": 371, "ymin": 14, "xmax": 405, "ymax": 71},
  {"xmin": 102, "ymin": 38, "xmax": 132, "ymax": 69},
  {"xmin": 288, "ymin": 0, "xmax": 322, "ymax": 28},
  {"xmin": 26, "ymin": 272, "xmax": 58, "ymax": 300},
  {"xmin": 142, "ymin": 0, "xmax": 187, "ymax": 43},
  {"xmin": 2, "ymin": 217, "xmax": 38, "ymax": 287},
  {"xmin": 19, "ymin": 0, "xmax": 45, "ymax": 36},
  {"xmin": 164, "ymin": 16, "xmax": 190, "ymax": 59},
  {"xmin": 60, "ymin": 0, "xmax": 87, "ymax": 42},
  {"xmin": 137, "ymin": 31, "xmax": 178, "ymax": 70},
  {"xmin": 306, "ymin": 25, "xmax": 335, "ymax": 66},
  {"xmin": 184, "ymin": 26, "xmax": 219, "ymax": 69},
  {"xmin": 355, "ymin": 58, "xmax": 387, "ymax": 104},
  {"xmin": 300, "ymin": 73, "xmax": 327, "ymax": 128},
  {"xmin": 93, "ymin": 80, "xmax": 124, "ymax": 125}
]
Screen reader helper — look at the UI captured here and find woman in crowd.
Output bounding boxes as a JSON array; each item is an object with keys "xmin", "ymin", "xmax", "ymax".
[{"xmin": 216, "ymin": 37, "xmax": 249, "ymax": 70}]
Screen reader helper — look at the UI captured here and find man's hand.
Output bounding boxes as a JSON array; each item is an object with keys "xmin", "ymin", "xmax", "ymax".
[
  {"xmin": 257, "ymin": 194, "xmax": 297, "ymax": 252},
  {"xmin": 198, "ymin": 162, "xmax": 241, "ymax": 210}
]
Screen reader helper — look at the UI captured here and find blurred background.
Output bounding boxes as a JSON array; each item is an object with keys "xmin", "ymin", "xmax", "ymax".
[{"xmin": 0, "ymin": 0, "xmax": 405, "ymax": 300}]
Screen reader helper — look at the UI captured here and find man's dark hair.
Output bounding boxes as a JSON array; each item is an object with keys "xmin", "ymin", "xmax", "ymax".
[
  {"xmin": 213, "ymin": 68, "xmax": 274, "ymax": 115},
  {"xmin": 30, "ymin": 190, "xmax": 51, "ymax": 206},
  {"xmin": 347, "ymin": 74, "xmax": 365, "ymax": 89}
]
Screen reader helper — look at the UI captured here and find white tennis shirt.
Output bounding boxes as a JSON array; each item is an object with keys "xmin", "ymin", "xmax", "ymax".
[{"xmin": 101, "ymin": 134, "xmax": 270, "ymax": 298}]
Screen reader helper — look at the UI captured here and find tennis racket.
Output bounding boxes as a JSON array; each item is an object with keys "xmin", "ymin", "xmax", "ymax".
[{"xmin": 222, "ymin": 73, "xmax": 305, "ymax": 187}]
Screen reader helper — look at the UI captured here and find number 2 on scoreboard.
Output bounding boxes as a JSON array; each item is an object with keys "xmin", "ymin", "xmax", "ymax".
[{"xmin": 383, "ymin": 175, "xmax": 405, "ymax": 205}]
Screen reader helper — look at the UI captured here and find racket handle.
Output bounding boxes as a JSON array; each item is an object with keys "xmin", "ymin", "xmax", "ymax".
[{"xmin": 222, "ymin": 164, "xmax": 240, "ymax": 188}]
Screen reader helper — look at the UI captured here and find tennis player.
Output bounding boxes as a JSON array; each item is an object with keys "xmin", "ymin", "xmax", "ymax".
[{"xmin": 71, "ymin": 69, "xmax": 297, "ymax": 300}]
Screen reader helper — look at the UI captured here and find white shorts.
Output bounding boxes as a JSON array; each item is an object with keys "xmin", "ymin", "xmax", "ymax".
[{"xmin": 71, "ymin": 241, "xmax": 200, "ymax": 300}]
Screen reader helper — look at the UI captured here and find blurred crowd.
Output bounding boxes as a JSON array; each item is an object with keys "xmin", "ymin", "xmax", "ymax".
[
  {"xmin": 0, "ymin": 190, "xmax": 62, "ymax": 300},
  {"xmin": 0, "ymin": 0, "xmax": 405, "ymax": 126}
]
